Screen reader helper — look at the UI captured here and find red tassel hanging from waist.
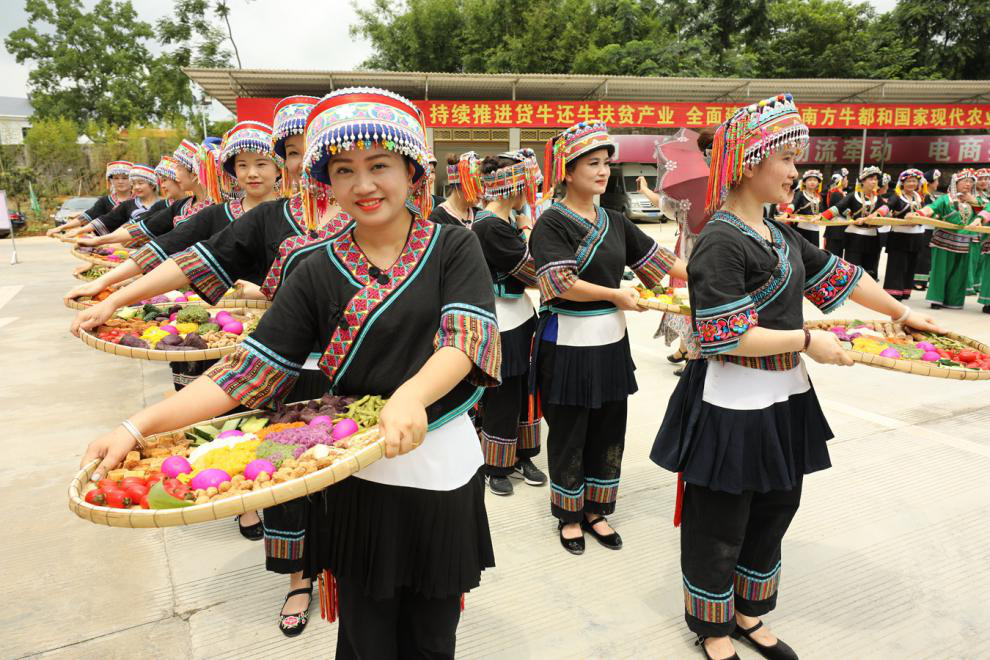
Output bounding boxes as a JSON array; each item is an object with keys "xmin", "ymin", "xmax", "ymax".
[
  {"xmin": 460, "ymin": 593, "xmax": 465, "ymax": 612},
  {"xmin": 318, "ymin": 570, "xmax": 338, "ymax": 623},
  {"xmin": 673, "ymin": 472, "xmax": 685, "ymax": 528}
]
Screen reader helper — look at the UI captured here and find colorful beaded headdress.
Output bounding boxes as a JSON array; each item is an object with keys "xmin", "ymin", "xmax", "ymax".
[
  {"xmin": 447, "ymin": 151, "xmax": 482, "ymax": 203},
  {"xmin": 705, "ymin": 93, "xmax": 809, "ymax": 211},
  {"xmin": 949, "ymin": 168, "xmax": 977, "ymax": 198},
  {"xmin": 801, "ymin": 169, "xmax": 823, "ymax": 193},
  {"xmin": 105, "ymin": 160, "xmax": 133, "ymax": 180},
  {"xmin": 272, "ymin": 95, "xmax": 318, "ymax": 159},
  {"xmin": 543, "ymin": 121, "xmax": 615, "ymax": 196},
  {"xmin": 974, "ymin": 167, "xmax": 989, "ymax": 178},
  {"xmin": 895, "ymin": 168, "xmax": 925, "ymax": 196},
  {"xmin": 858, "ymin": 165, "xmax": 882, "ymax": 181},
  {"xmin": 882, "ymin": 172, "xmax": 892, "ymax": 187},
  {"xmin": 128, "ymin": 164, "xmax": 157, "ymax": 187},
  {"xmin": 302, "ymin": 87, "xmax": 434, "ymax": 226},
  {"xmin": 219, "ymin": 121, "xmax": 283, "ymax": 179},
  {"xmin": 481, "ymin": 148, "xmax": 543, "ymax": 212},
  {"xmin": 173, "ymin": 139, "xmax": 199, "ymax": 172},
  {"xmin": 829, "ymin": 172, "xmax": 843, "ymax": 188},
  {"xmin": 155, "ymin": 156, "xmax": 179, "ymax": 183}
]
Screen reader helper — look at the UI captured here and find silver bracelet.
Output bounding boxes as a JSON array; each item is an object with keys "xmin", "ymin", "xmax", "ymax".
[
  {"xmin": 120, "ymin": 419, "xmax": 147, "ymax": 449},
  {"xmin": 892, "ymin": 306, "xmax": 911, "ymax": 324}
]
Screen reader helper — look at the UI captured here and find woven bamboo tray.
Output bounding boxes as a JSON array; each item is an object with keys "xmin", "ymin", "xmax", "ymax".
[
  {"xmin": 776, "ymin": 214, "xmax": 853, "ymax": 227},
  {"xmin": 71, "ymin": 270, "xmax": 139, "ymax": 285},
  {"xmin": 78, "ymin": 307, "xmax": 262, "ymax": 362},
  {"xmin": 70, "ymin": 247, "xmax": 128, "ymax": 267},
  {"xmin": 65, "ymin": 296, "xmax": 270, "ymax": 312},
  {"xmin": 68, "ymin": 417, "xmax": 385, "ymax": 528},
  {"xmin": 636, "ymin": 296, "xmax": 691, "ymax": 316},
  {"xmin": 804, "ymin": 319, "xmax": 990, "ymax": 381}
]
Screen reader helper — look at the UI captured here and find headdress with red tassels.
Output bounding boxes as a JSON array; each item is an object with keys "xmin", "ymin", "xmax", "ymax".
[
  {"xmin": 128, "ymin": 164, "xmax": 157, "ymax": 188},
  {"xmin": 301, "ymin": 87, "xmax": 434, "ymax": 230},
  {"xmin": 482, "ymin": 148, "xmax": 543, "ymax": 213},
  {"xmin": 705, "ymin": 93, "xmax": 809, "ymax": 212},
  {"xmin": 542, "ymin": 121, "xmax": 615, "ymax": 197},
  {"xmin": 219, "ymin": 120, "xmax": 283, "ymax": 197},
  {"xmin": 448, "ymin": 151, "xmax": 482, "ymax": 204},
  {"xmin": 272, "ymin": 95, "xmax": 318, "ymax": 197},
  {"xmin": 949, "ymin": 167, "xmax": 977, "ymax": 199},
  {"xmin": 196, "ymin": 142, "xmax": 226, "ymax": 203}
]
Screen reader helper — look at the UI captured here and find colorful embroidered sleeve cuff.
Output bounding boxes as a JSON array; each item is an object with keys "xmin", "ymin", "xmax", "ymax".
[
  {"xmin": 820, "ymin": 207, "xmax": 838, "ymax": 221},
  {"xmin": 630, "ymin": 243, "xmax": 677, "ymax": 289},
  {"xmin": 173, "ymin": 244, "xmax": 234, "ymax": 304},
  {"xmin": 90, "ymin": 219, "xmax": 108, "ymax": 236},
  {"xmin": 434, "ymin": 303, "xmax": 502, "ymax": 387},
  {"xmin": 78, "ymin": 212, "xmax": 92, "ymax": 223},
  {"xmin": 205, "ymin": 337, "xmax": 301, "ymax": 409},
  {"xmin": 780, "ymin": 203, "xmax": 794, "ymax": 214},
  {"xmin": 694, "ymin": 297, "xmax": 759, "ymax": 356},
  {"xmin": 804, "ymin": 255, "xmax": 863, "ymax": 313},
  {"xmin": 124, "ymin": 222, "xmax": 152, "ymax": 247},
  {"xmin": 536, "ymin": 259, "xmax": 579, "ymax": 300},
  {"xmin": 509, "ymin": 248, "xmax": 537, "ymax": 287},
  {"xmin": 130, "ymin": 243, "xmax": 167, "ymax": 274}
]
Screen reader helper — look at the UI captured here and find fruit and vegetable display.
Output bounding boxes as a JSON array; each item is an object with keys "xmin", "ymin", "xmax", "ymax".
[
  {"xmin": 76, "ymin": 394, "xmax": 387, "ymax": 511},
  {"xmin": 76, "ymin": 265, "xmax": 111, "ymax": 281},
  {"xmin": 634, "ymin": 285, "xmax": 691, "ymax": 313},
  {"xmin": 73, "ymin": 245, "xmax": 132, "ymax": 264},
  {"xmin": 804, "ymin": 320, "xmax": 990, "ymax": 377},
  {"xmin": 87, "ymin": 305, "xmax": 261, "ymax": 351},
  {"xmin": 70, "ymin": 287, "xmax": 237, "ymax": 309}
]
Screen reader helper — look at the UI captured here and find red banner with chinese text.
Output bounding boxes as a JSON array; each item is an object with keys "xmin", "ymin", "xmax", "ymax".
[{"xmin": 236, "ymin": 97, "xmax": 990, "ymax": 131}]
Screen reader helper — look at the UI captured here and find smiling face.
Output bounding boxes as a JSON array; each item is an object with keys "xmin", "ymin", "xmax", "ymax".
[
  {"xmin": 283, "ymin": 134, "xmax": 304, "ymax": 184},
  {"xmin": 326, "ymin": 146, "xmax": 415, "ymax": 225},
  {"xmin": 956, "ymin": 177, "xmax": 974, "ymax": 195},
  {"xmin": 129, "ymin": 178, "xmax": 153, "ymax": 198},
  {"xmin": 174, "ymin": 164, "xmax": 196, "ymax": 191},
  {"xmin": 564, "ymin": 148, "xmax": 611, "ymax": 197},
  {"xmin": 110, "ymin": 173, "xmax": 131, "ymax": 195},
  {"xmin": 902, "ymin": 176, "xmax": 919, "ymax": 193},
  {"xmin": 860, "ymin": 175, "xmax": 878, "ymax": 194},
  {"xmin": 803, "ymin": 176, "xmax": 820, "ymax": 193},
  {"xmin": 232, "ymin": 151, "xmax": 277, "ymax": 199},
  {"xmin": 977, "ymin": 176, "xmax": 989, "ymax": 192},
  {"xmin": 740, "ymin": 146, "xmax": 799, "ymax": 205}
]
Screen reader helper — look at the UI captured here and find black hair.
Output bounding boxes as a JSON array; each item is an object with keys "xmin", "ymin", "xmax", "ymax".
[{"xmin": 481, "ymin": 155, "xmax": 516, "ymax": 175}]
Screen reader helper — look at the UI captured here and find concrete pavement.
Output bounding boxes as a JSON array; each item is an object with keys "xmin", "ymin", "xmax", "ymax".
[{"xmin": 1, "ymin": 232, "xmax": 989, "ymax": 659}]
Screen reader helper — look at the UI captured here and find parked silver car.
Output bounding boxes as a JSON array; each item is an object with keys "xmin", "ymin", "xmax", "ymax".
[{"xmin": 53, "ymin": 197, "xmax": 99, "ymax": 226}]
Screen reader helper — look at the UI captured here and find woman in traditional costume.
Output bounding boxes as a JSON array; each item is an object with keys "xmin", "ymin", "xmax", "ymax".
[
  {"xmin": 530, "ymin": 121, "xmax": 687, "ymax": 554},
  {"xmin": 650, "ymin": 93, "xmax": 941, "ymax": 660},
  {"xmin": 80, "ymin": 89, "xmax": 498, "ymax": 656},
  {"xmin": 48, "ymin": 160, "xmax": 132, "ymax": 236},
  {"xmin": 913, "ymin": 168, "xmax": 941, "ymax": 290},
  {"xmin": 881, "ymin": 169, "xmax": 927, "ymax": 300},
  {"xmin": 471, "ymin": 149, "xmax": 547, "ymax": 497},
  {"xmin": 819, "ymin": 166, "xmax": 889, "ymax": 280},
  {"xmin": 919, "ymin": 168, "xmax": 982, "ymax": 310},
  {"xmin": 429, "ymin": 151, "xmax": 481, "ymax": 227},
  {"xmin": 63, "ymin": 164, "xmax": 164, "ymax": 239},
  {"xmin": 822, "ymin": 169, "xmax": 847, "ymax": 257},
  {"xmin": 781, "ymin": 169, "xmax": 822, "ymax": 247}
]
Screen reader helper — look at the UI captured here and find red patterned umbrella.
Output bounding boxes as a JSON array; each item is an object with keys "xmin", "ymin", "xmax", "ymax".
[{"xmin": 655, "ymin": 128, "xmax": 711, "ymax": 235}]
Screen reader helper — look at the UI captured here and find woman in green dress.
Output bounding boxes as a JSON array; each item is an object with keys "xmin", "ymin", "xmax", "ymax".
[{"xmin": 919, "ymin": 169, "xmax": 982, "ymax": 310}]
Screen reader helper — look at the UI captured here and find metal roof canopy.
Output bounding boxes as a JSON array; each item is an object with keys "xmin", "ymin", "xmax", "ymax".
[{"xmin": 184, "ymin": 68, "xmax": 990, "ymax": 113}]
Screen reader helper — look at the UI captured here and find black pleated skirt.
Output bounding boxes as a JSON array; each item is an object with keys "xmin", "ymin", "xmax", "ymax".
[
  {"xmin": 500, "ymin": 315, "xmax": 536, "ymax": 380},
  {"xmin": 650, "ymin": 360, "xmax": 833, "ymax": 494},
  {"xmin": 537, "ymin": 334, "xmax": 637, "ymax": 409},
  {"xmin": 303, "ymin": 473, "xmax": 495, "ymax": 600}
]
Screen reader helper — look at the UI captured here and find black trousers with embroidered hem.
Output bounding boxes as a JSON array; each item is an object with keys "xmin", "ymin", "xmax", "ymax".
[
  {"xmin": 680, "ymin": 479, "xmax": 803, "ymax": 638},
  {"xmin": 543, "ymin": 399, "xmax": 627, "ymax": 523},
  {"xmin": 335, "ymin": 575, "xmax": 461, "ymax": 660},
  {"xmin": 480, "ymin": 373, "xmax": 541, "ymax": 477}
]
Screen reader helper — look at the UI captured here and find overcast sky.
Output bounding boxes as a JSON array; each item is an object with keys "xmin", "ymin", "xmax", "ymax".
[{"xmin": 1, "ymin": 0, "xmax": 900, "ymax": 118}]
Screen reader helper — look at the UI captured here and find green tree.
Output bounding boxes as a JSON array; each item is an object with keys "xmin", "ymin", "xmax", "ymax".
[
  {"xmin": 889, "ymin": 0, "xmax": 990, "ymax": 80},
  {"xmin": 5, "ymin": 0, "xmax": 163, "ymax": 128},
  {"xmin": 23, "ymin": 117, "xmax": 87, "ymax": 197}
]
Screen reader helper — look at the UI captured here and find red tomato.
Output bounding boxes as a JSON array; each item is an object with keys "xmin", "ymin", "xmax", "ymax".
[
  {"xmin": 104, "ymin": 490, "xmax": 132, "ymax": 509},
  {"xmin": 139, "ymin": 494, "xmax": 150, "ymax": 509},
  {"xmin": 957, "ymin": 349, "xmax": 979, "ymax": 363},
  {"xmin": 120, "ymin": 477, "xmax": 146, "ymax": 489},
  {"xmin": 84, "ymin": 490, "xmax": 107, "ymax": 506},
  {"xmin": 123, "ymin": 483, "xmax": 149, "ymax": 501},
  {"xmin": 98, "ymin": 479, "xmax": 119, "ymax": 493},
  {"xmin": 145, "ymin": 473, "xmax": 163, "ymax": 486}
]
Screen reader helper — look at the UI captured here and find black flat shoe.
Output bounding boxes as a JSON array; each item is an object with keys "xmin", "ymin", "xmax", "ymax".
[
  {"xmin": 581, "ymin": 516, "xmax": 623, "ymax": 550},
  {"xmin": 695, "ymin": 636, "xmax": 740, "ymax": 660},
  {"xmin": 983, "ymin": 305, "xmax": 990, "ymax": 314},
  {"xmin": 237, "ymin": 515, "xmax": 264, "ymax": 541},
  {"xmin": 558, "ymin": 521, "xmax": 584, "ymax": 555},
  {"xmin": 278, "ymin": 587, "xmax": 313, "ymax": 637},
  {"xmin": 731, "ymin": 621, "xmax": 798, "ymax": 660},
  {"xmin": 667, "ymin": 349, "xmax": 687, "ymax": 364},
  {"xmin": 930, "ymin": 303, "xmax": 943, "ymax": 310}
]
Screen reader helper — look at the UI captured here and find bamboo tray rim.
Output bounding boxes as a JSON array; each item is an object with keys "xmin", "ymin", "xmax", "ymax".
[
  {"xmin": 78, "ymin": 307, "xmax": 262, "ymax": 362},
  {"xmin": 65, "ymin": 297, "xmax": 271, "ymax": 312},
  {"xmin": 68, "ymin": 419, "xmax": 385, "ymax": 528},
  {"xmin": 636, "ymin": 295, "xmax": 691, "ymax": 316},
  {"xmin": 70, "ymin": 247, "xmax": 128, "ymax": 267},
  {"xmin": 804, "ymin": 319, "xmax": 990, "ymax": 381}
]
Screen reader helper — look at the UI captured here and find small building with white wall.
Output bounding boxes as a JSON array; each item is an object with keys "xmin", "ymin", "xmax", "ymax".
[{"xmin": 0, "ymin": 96, "xmax": 32, "ymax": 145}]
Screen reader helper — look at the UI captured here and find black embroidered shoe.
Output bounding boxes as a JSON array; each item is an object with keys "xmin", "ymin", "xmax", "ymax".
[
  {"xmin": 278, "ymin": 587, "xmax": 313, "ymax": 637},
  {"xmin": 237, "ymin": 515, "xmax": 264, "ymax": 541},
  {"xmin": 731, "ymin": 621, "xmax": 798, "ymax": 660},
  {"xmin": 696, "ymin": 636, "xmax": 740, "ymax": 660},
  {"xmin": 581, "ymin": 516, "xmax": 623, "ymax": 550},
  {"xmin": 558, "ymin": 521, "xmax": 585, "ymax": 555}
]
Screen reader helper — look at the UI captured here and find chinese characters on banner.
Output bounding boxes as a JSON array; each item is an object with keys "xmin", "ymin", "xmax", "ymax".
[
  {"xmin": 800, "ymin": 135, "xmax": 990, "ymax": 164},
  {"xmin": 414, "ymin": 100, "xmax": 990, "ymax": 130}
]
